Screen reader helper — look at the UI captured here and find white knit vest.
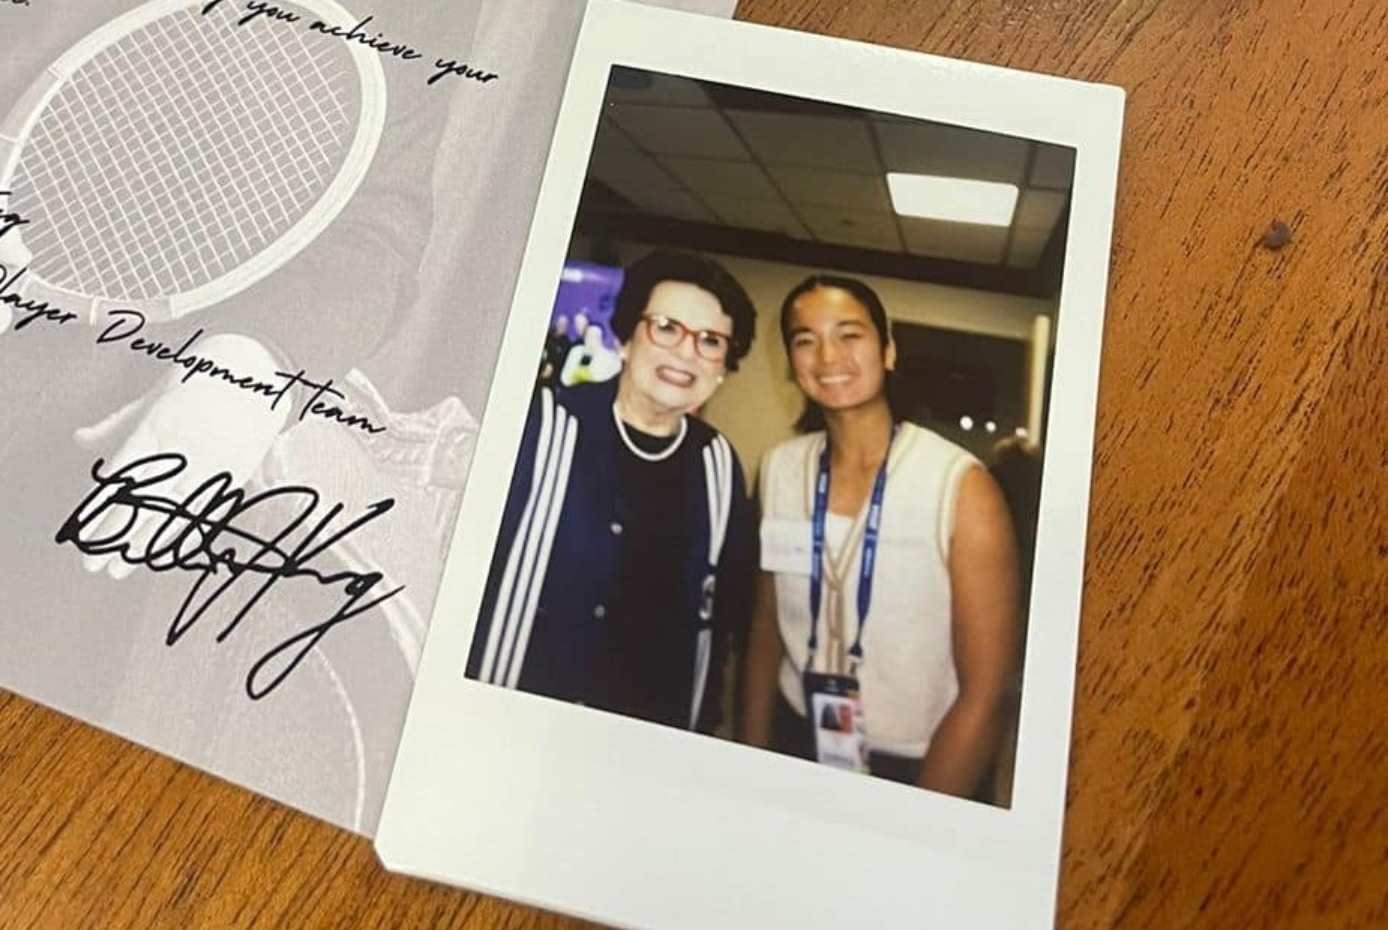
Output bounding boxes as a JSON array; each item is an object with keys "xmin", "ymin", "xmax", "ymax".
[{"xmin": 759, "ymin": 422, "xmax": 977, "ymax": 758}]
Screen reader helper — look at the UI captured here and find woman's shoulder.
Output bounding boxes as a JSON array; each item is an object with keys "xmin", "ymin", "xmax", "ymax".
[
  {"xmin": 895, "ymin": 421, "xmax": 979, "ymax": 471},
  {"xmin": 683, "ymin": 419, "xmax": 759, "ymax": 486},
  {"xmin": 767, "ymin": 430, "xmax": 823, "ymax": 459},
  {"xmin": 684, "ymin": 413, "xmax": 736, "ymax": 455},
  {"xmin": 761, "ymin": 431, "xmax": 823, "ymax": 479},
  {"xmin": 547, "ymin": 379, "xmax": 617, "ymax": 418}
]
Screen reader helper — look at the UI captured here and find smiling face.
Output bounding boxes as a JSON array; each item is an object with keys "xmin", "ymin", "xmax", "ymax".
[
  {"xmin": 618, "ymin": 280, "xmax": 732, "ymax": 426},
  {"xmin": 785, "ymin": 285, "xmax": 895, "ymax": 417}
]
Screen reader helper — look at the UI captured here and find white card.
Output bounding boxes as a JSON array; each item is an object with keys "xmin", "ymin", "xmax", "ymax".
[
  {"xmin": 376, "ymin": 1, "xmax": 1124, "ymax": 927},
  {"xmin": 0, "ymin": 0, "xmax": 733, "ymax": 838}
]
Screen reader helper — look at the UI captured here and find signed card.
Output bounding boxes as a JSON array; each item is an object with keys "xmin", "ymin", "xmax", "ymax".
[
  {"xmin": 377, "ymin": 1, "xmax": 1123, "ymax": 927},
  {"xmin": 0, "ymin": 0, "xmax": 733, "ymax": 836}
]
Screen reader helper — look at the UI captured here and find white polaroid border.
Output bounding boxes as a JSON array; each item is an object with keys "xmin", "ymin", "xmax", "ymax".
[{"xmin": 376, "ymin": 2, "xmax": 1123, "ymax": 927}]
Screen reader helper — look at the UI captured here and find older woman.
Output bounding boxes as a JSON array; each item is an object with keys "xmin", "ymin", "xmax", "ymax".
[
  {"xmin": 467, "ymin": 250, "xmax": 758, "ymax": 733},
  {"xmin": 741, "ymin": 274, "xmax": 1018, "ymax": 798}
]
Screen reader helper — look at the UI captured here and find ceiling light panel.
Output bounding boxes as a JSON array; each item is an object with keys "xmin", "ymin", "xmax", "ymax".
[{"xmin": 886, "ymin": 172, "xmax": 1018, "ymax": 226}]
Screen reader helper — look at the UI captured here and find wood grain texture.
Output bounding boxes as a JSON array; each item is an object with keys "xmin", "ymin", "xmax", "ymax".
[{"xmin": 3, "ymin": 1, "xmax": 1386, "ymax": 927}]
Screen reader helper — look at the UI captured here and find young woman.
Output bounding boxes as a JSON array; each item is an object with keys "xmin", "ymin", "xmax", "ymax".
[
  {"xmin": 741, "ymin": 275, "xmax": 1019, "ymax": 798},
  {"xmin": 467, "ymin": 250, "xmax": 758, "ymax": 734}
]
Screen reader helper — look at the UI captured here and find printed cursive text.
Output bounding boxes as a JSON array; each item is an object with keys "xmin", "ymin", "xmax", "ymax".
[
  {"xmin": 200, "ymin": 0, "xmax": 498, "ymax": 87},
  {"xmin": 94, "ymin": 308, "xmax": 386, "ymax": 435}
]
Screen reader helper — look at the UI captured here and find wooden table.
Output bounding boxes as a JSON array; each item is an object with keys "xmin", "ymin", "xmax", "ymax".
[{"xmin": 4, "ymin": 1, "xmax": 1386, "ymax": 927}]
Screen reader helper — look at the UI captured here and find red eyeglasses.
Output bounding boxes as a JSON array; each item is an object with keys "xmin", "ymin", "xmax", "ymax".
[{"xmin": 641, "ymin": 314, "xmax": 735, "ymax": 362}]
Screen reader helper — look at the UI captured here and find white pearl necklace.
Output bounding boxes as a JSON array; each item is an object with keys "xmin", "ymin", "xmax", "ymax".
[{"xmin": 611, "ymin": 403, "xmax": 687, "ymax": 462}]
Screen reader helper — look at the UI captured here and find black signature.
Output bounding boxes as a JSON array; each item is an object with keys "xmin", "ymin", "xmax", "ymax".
[{"xmin": 55, "ymin": 452, "xmax": 404, "ymax": 699}]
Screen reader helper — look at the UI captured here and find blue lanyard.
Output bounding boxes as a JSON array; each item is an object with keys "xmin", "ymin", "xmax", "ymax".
[{"xmin": 808, "ymin": 426, "xmax": 896, "ymax": 664}]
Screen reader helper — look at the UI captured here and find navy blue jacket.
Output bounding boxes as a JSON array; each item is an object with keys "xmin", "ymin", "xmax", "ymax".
[{"xmin": 466, "ymin": 380, "xmax": 756, "ymax": 732}]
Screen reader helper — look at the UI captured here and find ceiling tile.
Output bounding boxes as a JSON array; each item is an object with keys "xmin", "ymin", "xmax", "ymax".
[
  {"xmin": 589, "ymin": 148, "xmax": 680, "ymax": 195},
  {"xmin": 798, "ymin": 204, "xmax": 901, "ymax": 251},
  {"xmin": 701, "ymin": 194, "xmax": 809, "ymax": 238},
  {"xmin": 605, "ymin": 68, "xmax": 714, "ymax": 107},
  {"xmin": 874, "ymin": 119, "xmax": 1030, "ymax": 185},
  {"xmin": 581, "ymin": 179, "xmax": 640, "ymax": 212},
  {"xmin": 659, "ymin": 156, "xmax": 780, "ymax": 199},
  {"xmin": 900, "ymin": 216, "xmax": 1008, "ymax": 264},
  {"xmin": 607, "ymin": 104, "xmax": 748, "ymax": 160},
  {"xmin": 766, "ymin": 165, "xmax": 891, "ymax": 212},
  {"xmin": 1006, "ymin": 226, "xmax": 1052, "ymax": 268},
  {"xmin": 588, "ymin": 149, "xmax": 716, "ymax": 222},
  {"xmin": 725, "ymin": 110, "xmax": 879, "ymax": 172},
  {"xmin": 592, "ymin": 116, "xmax": 636, "ymax": 153},
  {"xmin": 1014, "ymin": 189, "xmax": 1069, "ymax": 231},
  {"xmin": 627, "ymin": 187, "xmax": 718, "ymax": 223},
  {"xmin": 1029, "ymin": 143, "xmax": 1076, "ymax": 189}
]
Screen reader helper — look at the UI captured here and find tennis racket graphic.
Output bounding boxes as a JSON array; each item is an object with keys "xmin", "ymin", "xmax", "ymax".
[{"xmin": 0, "ymin": 0, "xmax": 388, "ymax": 325}]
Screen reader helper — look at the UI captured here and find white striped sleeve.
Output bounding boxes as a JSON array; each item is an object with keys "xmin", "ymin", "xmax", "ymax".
[
  {"xmin": 691, "ymin": 434, "xmax": 737, "ymax": 728},
  {"xmin": 503, "ymin": 411, "xmax": 578, "ymax": 688},
  {"xmin": 478, "ymin": 390, "xmax": 575, "ymax": 687}
]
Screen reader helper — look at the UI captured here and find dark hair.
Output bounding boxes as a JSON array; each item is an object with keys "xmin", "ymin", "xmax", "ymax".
[
  {"xmin": 988, "ymin": 437, "xmax": 1042, "ymax": 605},
  {"xmin": 610, "ymin": 250, "xmax": 756, "ymax": 371},
  {"xmin": 778, "ymin": 274, "xmax": 904, "ymax": 432}
]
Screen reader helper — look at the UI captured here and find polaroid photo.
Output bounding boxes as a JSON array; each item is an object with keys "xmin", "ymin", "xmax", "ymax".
[{"xmin": 377, "ymin": 1, "xmax": 1124, "ymax": 926}]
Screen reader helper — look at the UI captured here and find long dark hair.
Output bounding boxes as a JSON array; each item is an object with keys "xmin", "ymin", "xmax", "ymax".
[{"xmin": 778, "ymin": 274, "xmax": 905, "ymax": 432}]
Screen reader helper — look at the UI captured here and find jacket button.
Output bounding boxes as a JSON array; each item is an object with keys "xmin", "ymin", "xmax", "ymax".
[
  {"xmin": 593, "ymin": 604, "xmax": 606, "ymax": 619},
  {"xmin": 610, "ymin": 522, "xmax": 623, "ymax": 535}
]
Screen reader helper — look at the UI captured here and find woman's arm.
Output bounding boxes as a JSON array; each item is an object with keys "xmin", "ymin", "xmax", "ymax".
[
  {"xmin": 739, "ymin": 571, "xmax": 784, "ymax": 747},
  {"xmin": 465, "ymin": 387, "xmax": 549, "ymax": 682},
  {"xmin": 917, "ymin": 464, "xmax": 1020, "ymax": 798}
]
